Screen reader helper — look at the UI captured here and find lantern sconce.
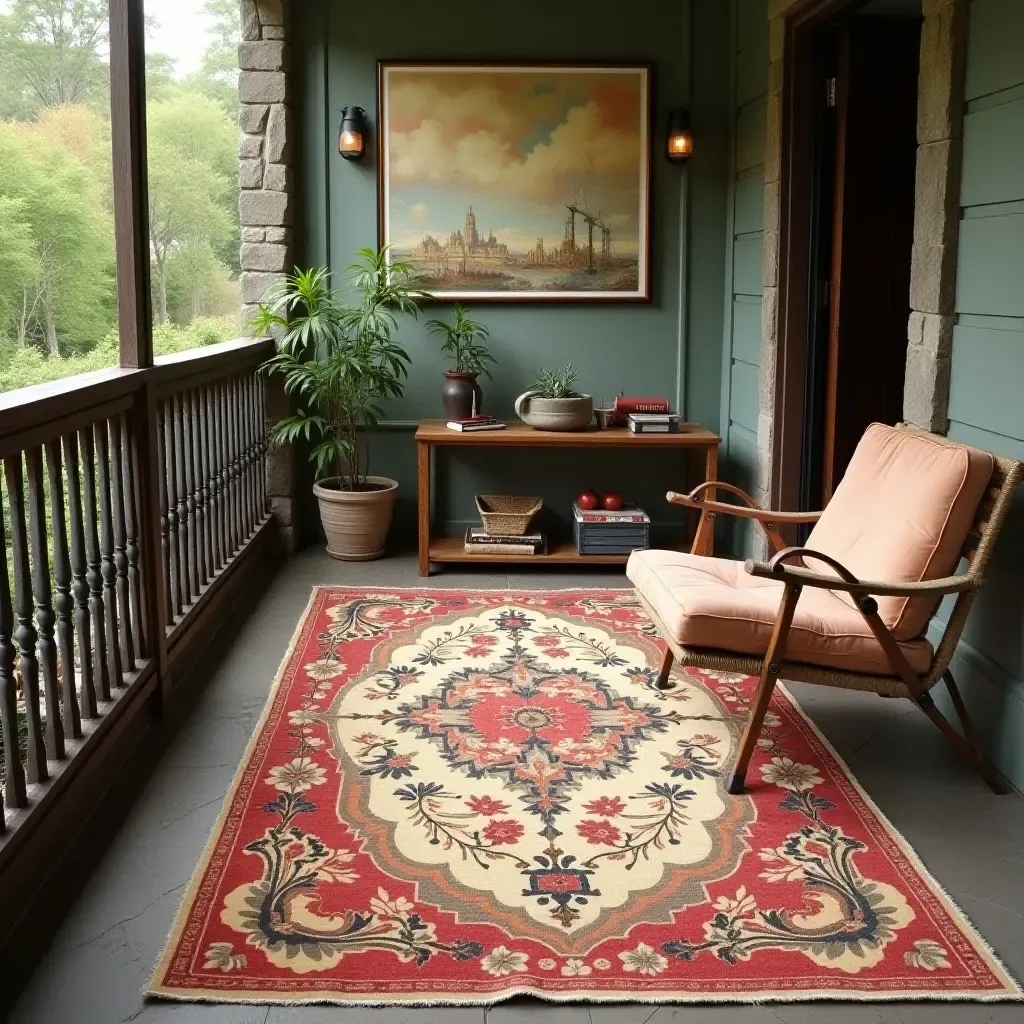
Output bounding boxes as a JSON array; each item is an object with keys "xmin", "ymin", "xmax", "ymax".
[
  {"xmin": 338, "ymin": 105, "xmax": 367, "ymax": 160},
  {"xmin": 666, "ymin": 107, "xmax": 693, "ymax": 163}
]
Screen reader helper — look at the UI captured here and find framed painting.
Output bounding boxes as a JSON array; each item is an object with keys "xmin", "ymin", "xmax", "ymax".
[{"xmin": 377, "ymin": 61, "xmax": 652, "ymax": 302}]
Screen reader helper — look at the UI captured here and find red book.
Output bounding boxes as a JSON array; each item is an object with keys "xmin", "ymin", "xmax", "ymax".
[{"xmin": 614, "ymin": 396, "xmax": 671, "ymax": 415}]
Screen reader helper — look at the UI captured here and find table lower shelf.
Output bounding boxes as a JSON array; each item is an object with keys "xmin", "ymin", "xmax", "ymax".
[{"xmin": 427, "ymin": 535, "xmax": 633, "ymax": 566}]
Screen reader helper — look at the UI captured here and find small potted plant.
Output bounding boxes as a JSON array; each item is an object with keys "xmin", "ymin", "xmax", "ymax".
[
  {"xmin": 425, "ymin": 303, "xmax": 494, "ymax": 420},
  {"xmin": 514, "ymin": 361, "xmax": 594, "ymax": 431},
  {"xmin": 253, "ymin": 248, "xmax": 421, "ymax": 560}
]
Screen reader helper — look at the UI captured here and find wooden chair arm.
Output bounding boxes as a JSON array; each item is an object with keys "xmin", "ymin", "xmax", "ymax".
[
  {"xmin": 665, "ymin": 486, "xmax": 823, "ymax": 525},
  {"xmin": 744, "ymin": 546, "xmax": 978, "ymax": 598}
]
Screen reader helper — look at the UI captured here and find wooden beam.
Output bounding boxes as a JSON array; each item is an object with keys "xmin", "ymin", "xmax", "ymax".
[{"xmin": 109, "ymin": 0, "xmax": 153, "ymax": 369}]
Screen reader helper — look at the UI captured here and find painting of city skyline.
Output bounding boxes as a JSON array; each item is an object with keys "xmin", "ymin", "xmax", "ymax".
[{"xmin": 378, "ymin": 62, "xmax": 652, "ymax": 302}]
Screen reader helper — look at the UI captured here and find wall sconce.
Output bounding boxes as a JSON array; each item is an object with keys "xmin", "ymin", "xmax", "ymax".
[
  {"xmin": 666, "ymin": 107, "xmax": 693, "ymax": 163},
  {"xmin": 338, "ymin": 105, "xmax": 367, "ymax": 160}
]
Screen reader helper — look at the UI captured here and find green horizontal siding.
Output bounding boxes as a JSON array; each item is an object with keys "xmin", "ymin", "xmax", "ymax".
[
  {"xmin": 945, "ymin": 0, "xmax": 1024, "ymax": 790},
  {"xmin": 720, "ymin": 0, "xmax": 767, "ymax": 557},
  {"xmin": 964, "ymin": 0, "xmax": 1024, "ymax": 100}
]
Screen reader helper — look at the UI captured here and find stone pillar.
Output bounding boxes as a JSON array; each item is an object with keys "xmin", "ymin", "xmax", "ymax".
[
  {"xmin": 903, "ymin": 0, "xmax": 967, "ymax": 433},
  {"xmin": 239, "ymin": 0, "xmax": 298, "ymax": 553}
]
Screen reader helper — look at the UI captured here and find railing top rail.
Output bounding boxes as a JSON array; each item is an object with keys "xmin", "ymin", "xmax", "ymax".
[
  {"xmin": 0, "ymin": 338, "xmax": 275, "ymax": 446},
  {"xmin": 152, "ymin": 336, "xmax": 274, "ymax": 393},
  {"xmin": 0, "ymin": 368, "xmax": 142, "ymax": 443}
]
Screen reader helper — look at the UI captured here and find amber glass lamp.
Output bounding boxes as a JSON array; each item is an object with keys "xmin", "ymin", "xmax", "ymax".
[
  {"xmin": 338, "ymin": 105, "xmax": 367, "ymax": 160},
  {"xmin": 666, "ymin": 107, "xmax": 693, "ymax": 163}
]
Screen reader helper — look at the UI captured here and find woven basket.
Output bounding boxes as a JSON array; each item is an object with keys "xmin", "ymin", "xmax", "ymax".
[{"xmin": 475, "ymin": 494, "xmax": 543, "ymax": 536}]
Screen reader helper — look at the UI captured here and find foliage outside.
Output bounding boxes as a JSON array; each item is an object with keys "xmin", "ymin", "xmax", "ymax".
[
  {"xmin": 530, "ymin": 361, "xmax": 583, "ymax": 399},
  {"xmin": 254, "ymin": 250, "xmax": 424, "ymax": 492},
  {"xmin": 0, "ymin": 0, "xmax": 244, "ymax": 392},
  {"xmin": 425, "ymin": 303, "xmax": 494, "ymax": 378}
]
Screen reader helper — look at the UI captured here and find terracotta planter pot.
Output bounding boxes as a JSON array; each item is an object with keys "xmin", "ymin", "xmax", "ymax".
[
  {"xmin": 442, "ymin": 371, "xmax": 482, "ymax": 420},
  {"xmin": 312, "ymin": 476, "xmax": 398, "ymax": 561}
]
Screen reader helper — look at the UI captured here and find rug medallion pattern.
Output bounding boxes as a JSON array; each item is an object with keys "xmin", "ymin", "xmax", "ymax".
[{"xmin": 151, "ymin": 588, "xmax": 1021, "ymax": 1004}]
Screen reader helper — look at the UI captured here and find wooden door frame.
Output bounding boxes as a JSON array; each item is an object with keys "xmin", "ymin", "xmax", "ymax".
[
  {"xmin": 767, "ymin": 0, "xmax": 966, "ymax": 519},
  {"xmin": 771, "ymin": 0, "xmax": 863, "ymax": 515}
]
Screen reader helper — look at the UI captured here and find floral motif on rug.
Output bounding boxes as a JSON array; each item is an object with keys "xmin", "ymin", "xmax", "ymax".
[{"xmin": 150, "ymin": 587, "xmax": 1021, "ymax": 1005}]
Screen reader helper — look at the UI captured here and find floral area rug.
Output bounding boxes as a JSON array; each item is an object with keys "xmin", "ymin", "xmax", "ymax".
[{"xmin": 150, "ymin": 587, "xmax": 1021, "ymax": 1005}]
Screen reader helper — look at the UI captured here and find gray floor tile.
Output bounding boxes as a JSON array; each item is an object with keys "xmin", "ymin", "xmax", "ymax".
[{"xmin": 7, "ymin": 550, "xmax": 1024, "ymax": 1024}]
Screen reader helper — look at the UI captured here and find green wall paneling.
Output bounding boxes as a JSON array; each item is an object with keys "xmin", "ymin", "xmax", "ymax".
[
  {"xmin": 719, "ymin": 0, "xmax": 767, "ymax": 558},
  {"xmin": 292, "ymin": 0, "xmax": 733, "ymax": 545}
]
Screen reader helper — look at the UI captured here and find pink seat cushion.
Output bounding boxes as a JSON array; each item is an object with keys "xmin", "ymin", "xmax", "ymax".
[
  {"xmin": 627, "ymin": 549, "xmax": 933, "ymax": 675},
  {"xmin": 805, "ymin": 423, "xmax": 993, "ymax": 639}
]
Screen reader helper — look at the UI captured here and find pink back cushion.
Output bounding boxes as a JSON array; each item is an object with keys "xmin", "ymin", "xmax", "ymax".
[{"xmin": 805, "ymin": 423, "xmax": 993, "ymax": 639}]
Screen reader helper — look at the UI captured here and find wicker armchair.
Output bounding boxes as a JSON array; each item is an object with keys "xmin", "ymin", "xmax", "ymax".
[{"xmin": 627, "ymin": 423, "xmax": 1021, "ymax": 796}]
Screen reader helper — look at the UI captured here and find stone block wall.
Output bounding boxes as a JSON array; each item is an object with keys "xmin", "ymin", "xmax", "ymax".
[{"xmin": 238, "ymin": 0, "xmax": 298, "ymax": 552}]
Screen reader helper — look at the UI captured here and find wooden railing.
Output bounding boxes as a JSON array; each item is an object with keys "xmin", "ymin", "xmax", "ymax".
[{"xmin": 0, "ymin": 338, "xmax": 274, "ymax": 858}]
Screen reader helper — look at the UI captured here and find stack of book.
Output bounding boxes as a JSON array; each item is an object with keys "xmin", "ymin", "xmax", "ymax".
[
  {"xmin": 446, "ymin": 415, "xmax": 506, "ymax": 432},
  {"xmin": 628, "ymin": 412, "xmax": 681, "ymax": 434},
  {"xmin": 573, "ymin": 503, "xmax": 650, "ymax": 555},
  {"xmin": 464, "ymin": 527, "xmax": 545, "ymax": 555}
]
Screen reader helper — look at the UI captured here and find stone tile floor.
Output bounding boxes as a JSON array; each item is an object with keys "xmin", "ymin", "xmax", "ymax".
[{"xmin": 7, "ymin": 548, "xmax": 1024, "ymax": 1024}]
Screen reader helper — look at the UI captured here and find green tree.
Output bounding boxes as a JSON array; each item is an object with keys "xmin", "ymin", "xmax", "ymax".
[
  {"xmin": 0, "ymin": 119, "xmax": 114, "ymax": 353},
  {"xmin": 0, "ymin": 0, "xmax": 108, "ymax": 114},
  {"xmin": 146, "ymin": 90, "xmax": 235, "ymax": 324},
  {"xmin": 0, "ymin": 197, "xmax": 37, "ymax": 332}
]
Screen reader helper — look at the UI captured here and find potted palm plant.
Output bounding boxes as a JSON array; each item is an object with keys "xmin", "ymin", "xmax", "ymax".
[
  {"xmin": 426, "ymin": 303, "xmax": 494, "ymax": 420},
  {"xmin": 253, "ymin": 248, "xmax": 421, "ymax": 560}
]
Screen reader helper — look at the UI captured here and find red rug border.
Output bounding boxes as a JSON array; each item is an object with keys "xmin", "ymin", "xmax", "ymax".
[{"xmin": 147, "ymin": 585, "xmax": 1024, "ymax": 1007}]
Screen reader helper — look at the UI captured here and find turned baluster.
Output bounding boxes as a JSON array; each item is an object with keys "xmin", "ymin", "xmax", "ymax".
[
  {"xmin": 243, "ymin": 374, "xmax": 257, "ymax": 536},
  {"xmin": 45, "ymin": 440, "xmax": 81, "ymax": 741},
  {"xmin": 80, "ymin": 426, "xmax": 110, "ymax": 701},
  {"xmin": 189, "ymin": 390, "xmax": 207, "ymax": 588},
  {"xmin": 64, "ymin": 432, "xmax": 97, "ymax": 719},
  {"xmin": 257, "ymin": 374, "xmax": 268, "ymax": 515},
  {"xmin": 225, "ymin": 378, "xmax": 239, "ymax": 552},
  {"xmin": 235, "ymin": 374, "xmax": 247, "ymax": 536},
  {"xmin": 123, "ymin": 412, "xmax": 144, "ymax": 656},
  {"xmin": 197, "ymin": 387, "xmax": 213, "ymax": 580},
  {"xmin": 181, "ymin": 392, "xmax": 198, "ymax": 598},
  {"xmin": 205, "ymin": 385, "xmax": 222, "ymax": 571},
  {"xmin": 173, "ymin": 394, "xmax": 192, "ymax": 606},
  {"xmin": 108, "ymin": 416, "xmax": 135, "ymax": 673},
  {"xmin": 161, "ymin": 400, "xmax": 180, "ymax": 620},
  {"xmin": 0, "ymin": 482, "xmax": 27, "ymax": 811},
  {"xmin": 218, "ymin": 379, "xmax": 231, "ymax": 558},
  {"xmin": 94, "ymin": 422, "xmax": 123, "ymax": 689},
  {"xmin": 5, "ymin": 454, "xmax": 47, "ymax": 782},
  {"xmin": 219, "ymin": 379, "xmax": 233, "ymax": 554},
  {"xmin": 25, "ymin": 448, "xmax": 64, "ymax": 761}
]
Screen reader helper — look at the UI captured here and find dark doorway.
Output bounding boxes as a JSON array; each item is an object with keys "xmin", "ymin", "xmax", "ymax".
[{"xmin": 799, "ymin": 2, "xmax": 922, "ymax": 510}]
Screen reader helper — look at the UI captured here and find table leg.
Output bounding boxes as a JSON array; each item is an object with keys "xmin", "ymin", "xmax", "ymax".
[
  {"xmin": 699, "ymin": 443, "xmax": 719, "ymax": 556},
  {"xmin": 417, "ymin": 440, "xmax": 431, "ymax": 576}
]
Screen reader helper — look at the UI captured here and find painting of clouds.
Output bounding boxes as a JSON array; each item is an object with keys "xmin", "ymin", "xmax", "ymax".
[{"xmin": 378, "ymin": 63, "xmax": 651, "ymax": 301}]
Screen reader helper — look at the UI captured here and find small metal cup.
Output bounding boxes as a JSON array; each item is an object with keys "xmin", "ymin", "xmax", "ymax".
[{"xmin": 594, "ymin": 408, "xmax": 616, "ymax": 429}]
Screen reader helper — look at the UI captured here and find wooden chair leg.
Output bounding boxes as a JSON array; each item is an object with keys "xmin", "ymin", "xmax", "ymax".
[
  {"xmin": 858, "ymin": 597, "xmax": 1008, "ymax": 795},
  {"xmin": 938, "ymin": 670, "xmax": 1009, "ymax": 795},
  {"xmin": 726, "ymin": 583, "xmax": 802, "ymax": 795},
  {"xmin": 655, "ymin": 647, "xmax": 675, "ymax": 691}
]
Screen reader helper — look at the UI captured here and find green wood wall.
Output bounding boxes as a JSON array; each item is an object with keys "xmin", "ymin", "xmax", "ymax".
[
  {"xmin": 719, "ymin": 0, "xmax": 768, "ymax": 555},
  {"xmin": 942, "ymin": 0, "xmax": 1024, "ymax": 788},
  {"xmin": 292, "ymin": 0, "xmax": 731, "ymax": 545}
]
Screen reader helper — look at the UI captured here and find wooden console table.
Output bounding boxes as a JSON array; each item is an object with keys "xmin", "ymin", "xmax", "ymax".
[{"xmin": 415, "ymin": 420, "xmax": 721, "ymax": 576}]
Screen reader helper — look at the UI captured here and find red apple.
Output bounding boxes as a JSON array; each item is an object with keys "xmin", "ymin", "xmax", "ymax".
[
  {"xmin": 601, "ymin": 490, "xmax": 624, "ymax": 511},
  {"xmin": 577, "ymin": 490, "xmax": 599, "ymax": 511}
]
